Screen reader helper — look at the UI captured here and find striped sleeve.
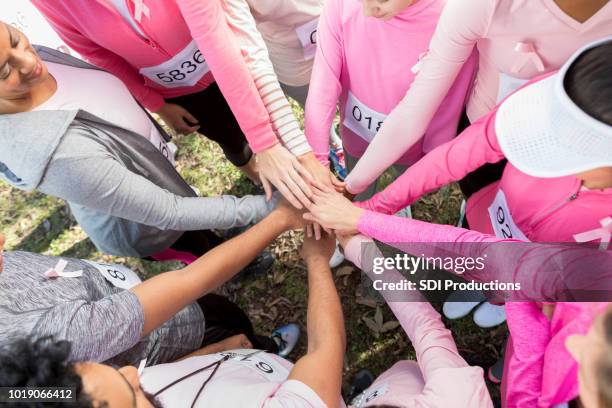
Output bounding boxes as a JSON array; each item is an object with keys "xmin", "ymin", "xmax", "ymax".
[{"xmin": 223, "ymin": 0, "xmax": 312, "ymax": 156}]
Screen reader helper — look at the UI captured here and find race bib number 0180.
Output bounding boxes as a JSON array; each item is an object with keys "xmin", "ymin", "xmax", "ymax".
[
  {"xmin": 219, "ymin": 349, "xmax": 289, "ymax": 382},
  {"xmin": 140, "ymin": 40, "xmax": 210, "ymax": 89},
  {"xmin": 295, "ymin": 18, "xmax": 319, "ymax": 60},
  {"xmin": 487, "ymin": 189, "xmax": 529, "ymax": 241},
  {"xmin": 343, "ymin": 91, "xmax": 387, "ymax": 143},
  {"xmin": 84, "ymin": 260, "xmax": 142, "ymax": 290}
]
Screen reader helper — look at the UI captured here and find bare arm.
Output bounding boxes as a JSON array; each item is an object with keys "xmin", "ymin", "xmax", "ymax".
[
  {"xmin": 288, "ymin": 236, "xmax": 345, "ymax": 407},
  {"xmin": 131, "ymin": 203, "xmax": 300, "ymax": 335}
]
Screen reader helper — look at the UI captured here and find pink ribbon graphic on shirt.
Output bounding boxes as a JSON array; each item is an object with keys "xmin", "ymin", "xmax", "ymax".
[
  {"xmin": 131, "ymin": 0, "xmax": 151, "ymax": 23},
  {"xmin": 44, "ymin": 259, "xmax": 83, "ymax": 279},
  {"xmin": 573, "ymin": 217, "xmax": 612, "ymax": 250},
  {"xmin": 510, "ymin": 42, "xmax": 546, "ymax": 74}
]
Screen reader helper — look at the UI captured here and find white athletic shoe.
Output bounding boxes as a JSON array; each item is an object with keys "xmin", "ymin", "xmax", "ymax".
[
  {"xmin": 442, "ymin": 301, "xmax": 481, "ymax": 320},
  {"xmin": 473, "ymin": 302, "xmax": 507, "ymax": 328},
  {"xmin": 329, "ymin": 242, "xmax": 345, "ymax": 268},
  {"xmin": 395, "ymin": 205, "xmax": 412, "ymax": 219}
]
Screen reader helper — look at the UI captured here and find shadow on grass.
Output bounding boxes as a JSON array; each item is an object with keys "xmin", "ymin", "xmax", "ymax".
[
  {"xmin": 13, "ymin": 205, "xmax": 76, "ymax": 253},
  {"xmin": 59, "ymin": 237, "xmax": 97, "ymax": 259}
]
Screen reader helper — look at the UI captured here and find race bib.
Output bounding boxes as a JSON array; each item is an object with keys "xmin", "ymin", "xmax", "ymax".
[
  {"xmin": 149, "ymin": 130, "xmax": 175, "ymax": 165},
  {"xmin": 354, "ymin": 382, "xmax": 389, "ymax": 408},
  {"xmin": 295, "ymin": 18, "xmax": 319, "ymax": 60},
  {"xmin": 83, "ymin": 260, "xmax": 142, "ymax": 290},
  {"xmin": 497, "ymin": 73, "xmax": 529, "ymax": 103},
  {"xmin": 139, "ymin": 40, "xmax": 209, "ymax": 88},
  {"xmin": 219, "ymin": 349, "xmax": 289, "ymax": 382},
  {"xmin": 343, "ymin": 91, "xmax": 386, "ymax": 143},
  {"xmin": 488, "ymin": 190, "xmax": 529, "ymax": 241}
]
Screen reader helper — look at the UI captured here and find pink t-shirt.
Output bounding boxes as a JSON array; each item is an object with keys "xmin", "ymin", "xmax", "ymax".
[
  {"xmin": 359, "ymin": 75, "xmax": 612, "ymax": 246},
  {"xmin": 140, "ymin": 349, "xmax": 333, "ymax": 407},
  {"xmin": 305, "ymin": 0, "xmax": 475, "ymax": 165},
  {"xmin": 32, "ymin": 0, "xmax": 278, "ymax": 152},
  {"xmin": 345, "ymin": 0, "xmax": 612, "ymax": 194}
]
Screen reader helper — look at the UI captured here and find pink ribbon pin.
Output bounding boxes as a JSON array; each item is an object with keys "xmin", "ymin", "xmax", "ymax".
[
  {"xmin": 573, "ymin": 217, "xmax": 612, "ymax": 250},
  {"xmin": 131, "ymin": 0, "xmax": 151, "ymax": 23},
  {"xmin": 44, "ymin": 259, "xmax": 83, "ymax": 279},
  {"xmin": 510, "ymin": 42, "xmax": 546, "ymax": 74}
]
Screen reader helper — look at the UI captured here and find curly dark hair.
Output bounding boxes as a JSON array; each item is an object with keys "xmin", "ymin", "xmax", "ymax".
[
  {"xmin": 0, "ymin": 337, "xmax": 95, "ymax": 407},
  {"xmin": 564, "ymin": 41, "xmax": 612, "ymax": 126}
]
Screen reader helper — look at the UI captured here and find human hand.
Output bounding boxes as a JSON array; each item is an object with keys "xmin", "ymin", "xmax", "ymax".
[
  {"xmin": 257, "ymin": 144, "xmax": 314, "ymax": 209},
  {"xmin": 300, "ymin": 231, "xmax": 336, "ymax": 265},
  {"xmin": 274, "ymin": 197, "xmax": 307, "ymax": 231},
  {"xmin": 303, "ymin": 182, "xmax": 363, "ymax": 234},
  {"xmin": 156, "ymin": 103, "xmax": 200, "ymax": 135},
  {"xmin": 335, "ymin": 232, "xmax": 357, "ymax": 249}
]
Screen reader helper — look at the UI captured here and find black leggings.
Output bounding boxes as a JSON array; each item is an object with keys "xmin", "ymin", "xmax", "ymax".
[
  {"xmin": 456, "ymin": 110, "xmax": 508, "ymax": 199},
  {"xmin": 167, "ymin": 83, "xmax": 253, "ymax": 167},
  {"xmin": 197, "ymin": 294, "xmax": 278, "ymax": 353}
]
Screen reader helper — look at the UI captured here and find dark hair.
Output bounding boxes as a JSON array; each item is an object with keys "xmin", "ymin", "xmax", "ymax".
[
  {"xmin": 564, "ymin": 42, "xmax": 612, "ymax": 126},
  {"xmin": 597, "ymin": 309, "xmax": 612, "ymax": 407},
  {"xmin": 0, "ymin": 337, "xmax": 95, "ymax": 407}
]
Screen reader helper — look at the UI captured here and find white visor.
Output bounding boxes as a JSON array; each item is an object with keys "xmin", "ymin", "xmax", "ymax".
[{"xmin": 495, "ymin": 36, "xmax": 612, "ymax": 178}]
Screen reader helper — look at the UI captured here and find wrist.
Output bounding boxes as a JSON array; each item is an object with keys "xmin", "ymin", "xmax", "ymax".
[
  {"xmin": 305, "ymin": 255, "xmax": 331, "ymax": 268},
  {"xmin": 298, "ymin": 152, "xmax": 316, "ymax": 163}
]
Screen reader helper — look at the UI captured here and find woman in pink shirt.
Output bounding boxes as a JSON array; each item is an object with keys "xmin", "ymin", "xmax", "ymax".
[
  {"xmin": 304, "ymin": 0, "xmax": 475, "ymax": 198},
  {"xmin": 345, "ymin": 0, "xmax": 612, "ymax": 198},
  {"xmin": 31, "ymin": 0, "xmax": 320, "ymax": 210},
  {"xmin": 304, "ymin": 37, "xmax": 612, "ymax": 408}
]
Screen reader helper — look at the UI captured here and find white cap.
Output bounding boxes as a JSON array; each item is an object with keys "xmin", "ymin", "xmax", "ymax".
[{"xmin": 495, "ymin": 36, "xmax": 612, "ymax": 178}]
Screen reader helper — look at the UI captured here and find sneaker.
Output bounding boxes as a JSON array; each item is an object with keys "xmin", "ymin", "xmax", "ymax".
[
  {"xmin": 473, "ymin": 302, "xmax": 507, "ymax": 328},
  {"xmin": 487, "ymin": 356, "xmax": 504, "ymax": 384},
  {"xmin": 272, "ymin": 323, "xmax": 300, "ymax": 357},
  {"xmin": 442, "ymin": 289, "xmax": 487, "ymax": 320},
  {"xmin": 329, "ymin": 242, "xmax": 345, "ymax": 268},
  {"xmin": 395, "ymin": 205, "xmax": 412, "ymax": 219},
  {"xmin": 348, "ymin": 369, "xmax": 376, "ymax": 403}
]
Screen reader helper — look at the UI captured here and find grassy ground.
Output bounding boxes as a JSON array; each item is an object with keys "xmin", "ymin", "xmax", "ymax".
[{"xmin": 0, "ymin": 102, "xmax": 505, "ymax": 405}]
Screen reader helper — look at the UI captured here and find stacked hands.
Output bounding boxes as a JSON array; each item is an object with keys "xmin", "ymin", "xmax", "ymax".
[{"xmin": 274, "ymin": 177, "xmax": 364, "ymax": 250}]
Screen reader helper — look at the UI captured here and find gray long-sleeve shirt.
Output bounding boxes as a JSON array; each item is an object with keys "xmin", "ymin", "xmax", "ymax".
[
  {"xmin": 0, "ymin": 46, "xmax": 274, "ymax": 257},
  {"xmin": 0, "ymin": 251, "xmax": 204, "ymax": 366}
]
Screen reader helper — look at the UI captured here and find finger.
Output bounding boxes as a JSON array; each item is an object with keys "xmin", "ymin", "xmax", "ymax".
[
  {"xmin": 305, "ymin": 223, "xmax": 313, "ymax": 237},
  {"xmin": 293, "ymin": 160, "xmax": 315, "ymax": 184},
  {"xmin": 311, "ymin": 179, "xmax": 335, "ymax": 193},
  {"xmin": 276, "ymin": 180, "xmax": 303, "ymax": 209},
  {"xmin": 314, "ymin": 223, "xmax": 321, "ymax": 240},
  {"xmin": 261, "ymin": 176, "xmax": 274, "ymax": 202},
  {"xmin": 288, "ymin": 164, "xmax": 314, "ymax": 199},
  {"xmin": 182, "ymin": 108, "xmax": 199, "ymax": 125},
  {"xmin": 281, "ymin": 177, "xmax": 311, "ymax": 209}
]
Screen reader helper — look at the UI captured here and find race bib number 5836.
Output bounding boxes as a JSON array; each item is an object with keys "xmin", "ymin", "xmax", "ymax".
[{"xmin": 139, "ymin": 40, "xmax": 210, "ymax": 89}]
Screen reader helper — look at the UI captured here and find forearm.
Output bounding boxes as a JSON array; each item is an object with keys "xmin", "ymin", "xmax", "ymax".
[
  {"xmin": 305, "ymin": 258, "xmax": 345, "ymax": 352},
  {"xmin": 177, "ymin": 0, "xmax": 277, "ymax": 151},
  {"xmin": 133, "ymin": 211, "xmax": 289, "ymax": 335},
  {"xmin": 358, "ymin": 112, "xmax": 504, "ymax": 214},
  {"xmin": 223, "ymin": 0, "xmax": 311, "ymax": 156}
]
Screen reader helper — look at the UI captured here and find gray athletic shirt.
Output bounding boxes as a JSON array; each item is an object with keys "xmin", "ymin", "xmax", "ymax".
[{"xmin": 0, "ymin": 251, "xmax": 205, "ymax": 366}]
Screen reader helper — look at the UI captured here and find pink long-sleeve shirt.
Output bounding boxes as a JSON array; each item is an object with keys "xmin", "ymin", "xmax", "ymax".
[
  {"xmin": 359, "ymin": 75, "xmax": 612, "ymax": 245},
  {"xmin": 351, "ymin": 212, "xmax": 612, "ymax": 407},
  {"xmin": 344, "ymin": 235, "xmax": 493, "ymax": 407},
  {"xmin": 345, "ymin": 0, "xmax": 612, "ymax": 194},
  {"xmin": 304, "ymin": 0, "xmax": 475, "ymax": 165},
  {"xmin": 32, "ymin": 0, "xmax": 278, "ymax": 152}
]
